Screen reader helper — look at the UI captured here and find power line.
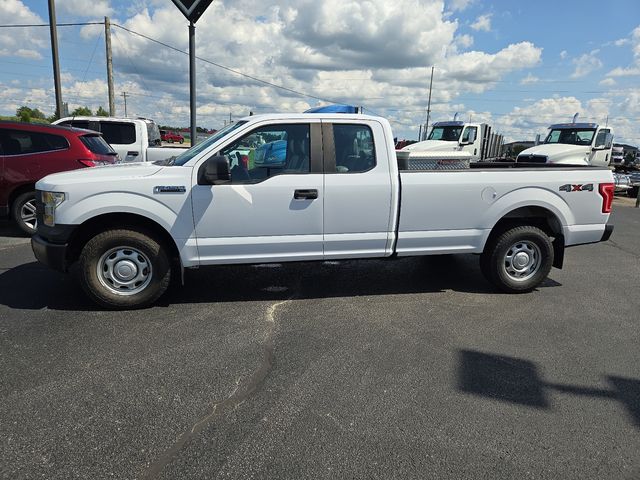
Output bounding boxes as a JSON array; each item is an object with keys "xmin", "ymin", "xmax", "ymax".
[
  {"xmin": 111, "ymin": 23, "xmax": 342, "ymax": 106},
  {"xmin": 0, "ymin": 22, "xmax": 103, "ymax": 28}
]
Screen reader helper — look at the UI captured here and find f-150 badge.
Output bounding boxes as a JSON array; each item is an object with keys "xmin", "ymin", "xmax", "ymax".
[
  {"xmin": 153, "ymin": 186, "xmax": 186, "ymax": 194},
  {"xmin": 559, "ymin": 183, "xmax": 593, "ymax": 192}
]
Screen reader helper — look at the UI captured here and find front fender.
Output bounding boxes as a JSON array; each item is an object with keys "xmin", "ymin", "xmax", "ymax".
[{"xmin": 57, "ymin": 191, "xmax": 194, "ymax": 240}]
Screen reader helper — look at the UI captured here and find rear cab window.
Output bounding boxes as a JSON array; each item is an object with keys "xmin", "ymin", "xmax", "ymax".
[{"xmin": 99, "ymin": 122, "xmax": 136, "ymax": 145}]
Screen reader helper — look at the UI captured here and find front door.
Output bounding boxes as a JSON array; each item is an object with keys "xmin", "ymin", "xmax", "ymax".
[{"xmin": 192, "ymin": 121, "xmax": 324, "ymax": 264}]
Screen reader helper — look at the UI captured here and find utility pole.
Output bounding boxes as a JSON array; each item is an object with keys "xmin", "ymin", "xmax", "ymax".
[
  {"xmin": 423, "ymin": 66, "xmax": 434, "ymax": 141},
  {"xmin": 189, "ymin": 21, "xmax": 197, "ymax": 146},
  {"xmin": 48, "ymin": 0, "xmax": 63, "ymax": 119},
  {"xmin": 105, "ymin": 16, "xmax": 115, "ymax": 116},
  {"xmin": 122, "ymin": 92, "xmax": 128, "ymax": 117}
]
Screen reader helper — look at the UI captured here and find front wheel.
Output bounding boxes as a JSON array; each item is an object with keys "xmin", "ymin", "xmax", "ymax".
[
  {"xmin": 78, "ymin": 229, "xmax": 171, "ymax": 309},
  {"xmin": 11, "ymin": 191, "xmax": 37, "ymax": 235},
  {"xmin": 480, "ymin": 225, "xmax": 554, "ymax": 293}
]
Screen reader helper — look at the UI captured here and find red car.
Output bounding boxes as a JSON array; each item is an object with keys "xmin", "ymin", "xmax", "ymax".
[
  {"xmin": 160, "ymin": 130, "xmax": 184, "ymax": 144},
  {"xmin": 0, "ymin": 121, "xmax": 118, "ymax": 234}
]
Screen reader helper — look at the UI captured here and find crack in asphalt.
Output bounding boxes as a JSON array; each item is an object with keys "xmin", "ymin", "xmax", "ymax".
[{"xmin": 142, "ymin": 296, "xmax": 293, "ymax": 480}]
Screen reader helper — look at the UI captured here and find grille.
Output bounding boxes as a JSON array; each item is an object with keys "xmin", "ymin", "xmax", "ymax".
[{"xmin": 516, "ymin": 154, "xmax": 548, "ymax": 163}]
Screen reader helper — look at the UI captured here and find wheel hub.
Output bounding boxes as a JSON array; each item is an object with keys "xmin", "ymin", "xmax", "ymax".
[
  {"xmin": 513, "ymin": 252, "xmax": 531, "ymax": 269},
  {"xmin": 114, "ymin": 260, "xmax": 138, "ymax": 281},
  {"xmin": 97, "ymin": 247, "xmax": 152, "ymax": 296},
  {"xmin": 503, "ymin": 241, "xmax": 541, "ymax": 282}
]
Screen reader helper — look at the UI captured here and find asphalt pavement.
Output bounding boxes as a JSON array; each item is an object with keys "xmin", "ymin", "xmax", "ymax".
[{"xmin": 1, "ymin": 200, "xmax": 639, "ymax": 479}]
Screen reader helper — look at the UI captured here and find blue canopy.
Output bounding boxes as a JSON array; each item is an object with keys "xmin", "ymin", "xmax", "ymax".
[{"xmin": 304, "ymin": 104, "xmax": 359, "ymax": 114}]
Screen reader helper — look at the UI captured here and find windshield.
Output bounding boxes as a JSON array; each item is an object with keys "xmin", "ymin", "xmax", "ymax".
[
  {"xmin": 544, "ymin": 128, "xmax": 596, "ymax": 146},
  {"xmin": 172, "ymin": 122, "xmax": 248, "ymax": 166},
  {"xmin": 428, "ymin": 126, "xmax": 463, "ymax": 142}
]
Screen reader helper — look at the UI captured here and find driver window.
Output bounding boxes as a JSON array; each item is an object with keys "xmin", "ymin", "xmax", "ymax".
[
  {"xmin": 594, "ymin": 129, "xmax": 610, "ymax": 148},
  {"xmin": 219, "ymin": 124, "xmax": 310, "ymax": 184},
  {"xmin": 461, "ymin": 127, "xmax": 477, "ymax": 143}
]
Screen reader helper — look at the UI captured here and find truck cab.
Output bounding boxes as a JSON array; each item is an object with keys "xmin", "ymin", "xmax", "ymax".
[
  {"xmin": 517, "ymin": 123, "xmax": 613, "ymax": 167},
  {"xmin": 402, "ymin": 121, "xmax": 503, "ymax": 162}
]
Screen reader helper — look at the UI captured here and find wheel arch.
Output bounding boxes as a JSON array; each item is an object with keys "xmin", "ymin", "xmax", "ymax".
[
  {"xmin": 66, "ymin": 212, "xmax": 182, "ymax": 270},
  {"xmin": 485, "ymin": 205, "xmax": 566, "ymax": 269}
]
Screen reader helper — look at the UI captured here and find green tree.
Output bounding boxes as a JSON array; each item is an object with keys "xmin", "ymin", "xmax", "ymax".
[
  {"xmin": 96, "ymin": 106, "xmax": 109, "ymax": 117},
  {"xmin": 71, "ymin": 106, "xmax": 93, "ymax": 116},
  {"xmin": 16, "ymin": 106, "xmax": 45, "ymax": 123}
]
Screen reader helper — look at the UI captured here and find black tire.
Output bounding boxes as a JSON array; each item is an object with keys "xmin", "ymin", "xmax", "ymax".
[
  {"xmin": 628, "ymin": 186, "xmax": 639, "ymax": 198},
  {"xmin": 11, "ymin": 191, "xmax": 37, "ymax": 236},
  {"xmin": 480, "ymin": 225, "xmax": 554, "ymax": 293},
  {"xmin": 179, "ymin": 139, "xmax": 184, "ymax": 144},
  {"xmin": 78, "ymin": 229, "xmax": 171, "ymax": 309},
  {"xmin": 168, "ymin": 138, "xmax": 174, "ymax": 144}
]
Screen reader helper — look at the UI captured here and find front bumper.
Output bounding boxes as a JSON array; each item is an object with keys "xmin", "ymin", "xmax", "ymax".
[{"xmin": 31, "ymin": 234, "xmax": 69, "ymax": 272}]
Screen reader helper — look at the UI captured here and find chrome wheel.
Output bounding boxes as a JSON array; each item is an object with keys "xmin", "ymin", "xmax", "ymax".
[
  {"xmin": 503, "ymin": 241, "xmax": 541, "ymax": 282},
  {"xmin": 97, "ymin": 247, "xmax": 153, "ymax": 295},
  {"xmin": 20, "ymin": 198, "xmax": 37, "ymax": 231}
]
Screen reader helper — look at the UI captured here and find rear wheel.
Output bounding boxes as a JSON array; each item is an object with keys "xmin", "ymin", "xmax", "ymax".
[
  {"xmin": 628, "ymin": 186, "xmax": 639, "ymax": 198},
  {"xmin": 11, "ymin": 191, "xmax": 37, "ymax": 235},
  {"xmin": 480, "ymin": 225, "xmax": 553, "ymax": 293},
  {"xmin": 78, "ymin": 229, "xmax": 171, "ymax": 309}
]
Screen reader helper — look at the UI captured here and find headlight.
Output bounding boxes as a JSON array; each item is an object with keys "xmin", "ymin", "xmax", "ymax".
[{"xmin": 42, "ymin": 191, "xmax": 65, "ymax": 227}]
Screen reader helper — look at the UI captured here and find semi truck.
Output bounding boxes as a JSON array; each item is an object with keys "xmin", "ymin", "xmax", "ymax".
[{"xmin": 400, "ymin": 121, "xmax": 504, "ymax": 166}]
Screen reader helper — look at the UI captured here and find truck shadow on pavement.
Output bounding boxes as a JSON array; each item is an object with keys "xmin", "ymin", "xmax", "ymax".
[
  {"xmin": 0, "ymin": 254, "xmax": 562, "ymax": 311},
  {"xmin": 458, "ymin": 349, "xmax": 640, "ymax": 429}
]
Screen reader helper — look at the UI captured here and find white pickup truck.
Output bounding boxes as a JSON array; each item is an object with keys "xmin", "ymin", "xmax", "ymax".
[
  {"xmin": 31, "ymin": 112, "xmax": 615, "ymax": 309},
  {"xmin": 53, "ymin": 116, "xmax": 187, "ymax": 163}
]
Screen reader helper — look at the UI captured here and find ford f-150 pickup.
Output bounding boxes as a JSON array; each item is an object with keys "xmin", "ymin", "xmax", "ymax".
[{"xmin": 31, "ymin": 113, "xmax": 615, "ymax": 309}]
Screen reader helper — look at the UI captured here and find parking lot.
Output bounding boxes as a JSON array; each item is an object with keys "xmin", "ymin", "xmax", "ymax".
[{"xmin": 1, "ymin": 199, "xmax": 638, "ymax": 479}]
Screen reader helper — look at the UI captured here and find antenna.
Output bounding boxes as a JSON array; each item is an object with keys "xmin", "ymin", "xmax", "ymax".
[
  {"xmin": 453, "ymin": 112, "xmax": 459, "ymax": 122},
  {"xmin": 572, "ymin": 112, "xmax": 579, "ymax": 123}
]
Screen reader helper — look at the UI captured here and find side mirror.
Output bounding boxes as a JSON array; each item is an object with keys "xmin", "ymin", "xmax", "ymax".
[{"xmin": 199, "ymin": 155, "xmax": 231, "ymax": 185}]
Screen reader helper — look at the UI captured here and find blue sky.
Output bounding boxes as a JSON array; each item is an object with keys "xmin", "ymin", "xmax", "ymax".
[{"xmin": 1, "ymin": 0, "xmax": 639, "ymax": 144}]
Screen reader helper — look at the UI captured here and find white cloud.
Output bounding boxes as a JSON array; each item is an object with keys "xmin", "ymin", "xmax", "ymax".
[
  {"xmin": 600, "ymin": 78, "xmax": 616, "ymax": 86},
  {"xmin": 571, "ymin": 51, "xmax": 602, "ymax": 78},
  {"xmin": 607, "ymin": 67, "xmax": 640, "ymax": 77},
  {"xmin": 470, "ymin": 14, "xmax": 492, "ymax": 32},
  {"xmin": 0, "ymin": 0, "xmax": 48, "ymax": 58},
  {"xmin": 559, "ymin": 50, "xmax": 568, "ymax": 60},
  {"xmin": 613, "ymin": 38, "xmax": 630, "ymax": 47},
  {"xmin": 448, "ymin": 0, "xmax": 475, "ymax": 11},
  {"xmin": 520, "ymin": 73, "xmax": 539, "ymax": 85},
  {"xmin": 455, "ymin": 34, "xmax": 474, "ymax": 49},
  {"xmin": 57, "ymin": 0, "xmax": 113, "ymax": 17}
]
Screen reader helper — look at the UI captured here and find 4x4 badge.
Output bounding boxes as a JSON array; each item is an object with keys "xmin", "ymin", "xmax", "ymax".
[{"xmin": 559, "ymin": 183, "xmax": 593, "ymax": 192}]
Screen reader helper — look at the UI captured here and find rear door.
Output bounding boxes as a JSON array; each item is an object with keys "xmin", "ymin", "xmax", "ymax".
[
  {"xmin": 192, "ymin": 120, "xmax": 325, "ymax": 264},
  {"xmin": 322, "ymin": 120, "xmax": 395, "ymax": 259}
]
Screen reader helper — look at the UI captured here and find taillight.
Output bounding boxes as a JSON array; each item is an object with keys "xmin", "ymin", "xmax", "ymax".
[
  {"xmin": 598, "ymin": 183, "xmax": 614, "ymax": 213},
  {"xmin": 78, "ymin": 159, "xmax": 97, "ymax": 167}
]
